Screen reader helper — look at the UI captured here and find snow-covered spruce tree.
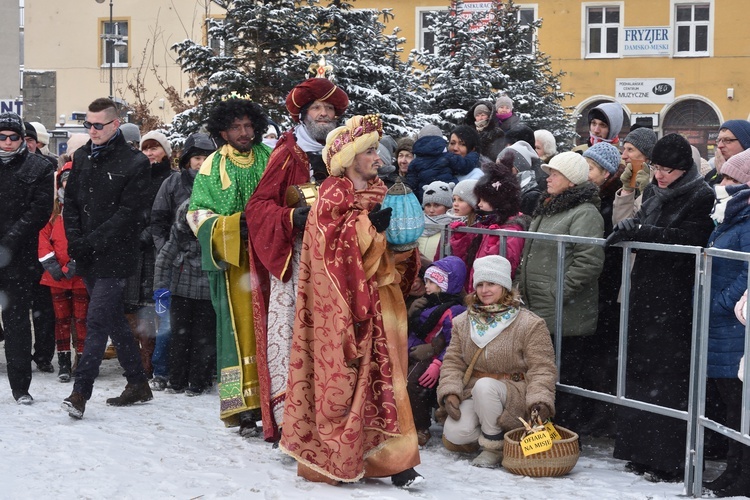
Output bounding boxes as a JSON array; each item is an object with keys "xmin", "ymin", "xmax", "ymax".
[
  {"xmin": 170, "ymin": 0, "xmax": 319, "ymax": 138},
  {"xmin": 312, "ymin": 0, "xmax": 427, "ymax": 138},
  {"xmin": 412, "ymin": 1, "xmax": 508, "ymax": 132},
  {"xmin": 412, "ymin": 0, "xmax": 575, "ymax": 147},
  {"xmin": 483, "ymin": 0, "xmax": 576, "ymax": 148}
]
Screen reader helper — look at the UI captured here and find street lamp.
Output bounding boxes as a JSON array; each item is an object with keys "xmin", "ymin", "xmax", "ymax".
[{"xmin": 96, "ymin": 0, "xmax": 125, "ymax": 99}]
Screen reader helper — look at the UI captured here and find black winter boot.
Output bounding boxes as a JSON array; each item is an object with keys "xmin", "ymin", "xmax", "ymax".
[
  {"xmin": 704, "ymin": 461, "xmax": 741, "ymax": 492},
  {"xmin": 106, "ymin": 381, "xmax": 153, "ymax": 406},
  {"xmin": 57, "ymin": 352, "xmax": 72, "ymax": 383}
]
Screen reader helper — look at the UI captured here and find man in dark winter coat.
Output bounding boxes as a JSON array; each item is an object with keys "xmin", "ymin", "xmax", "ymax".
[
  {"xmin": 61, "ymin": 97, "xmax": 152, "ymax": 419},
  {"xmin": 0, "ymin": 113, "xmax": 54, "ymax": 404}
]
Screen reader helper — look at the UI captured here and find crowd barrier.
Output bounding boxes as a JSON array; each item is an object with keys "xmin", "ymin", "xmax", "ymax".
[{"xmin": 432, "ymin": 223, "xmax": 750, "ymax": 497}]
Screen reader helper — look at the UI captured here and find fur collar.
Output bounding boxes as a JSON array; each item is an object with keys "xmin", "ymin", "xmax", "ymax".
[{"xmin": 533, "ymin": 182, "xmax": 601, "ymax": 218}]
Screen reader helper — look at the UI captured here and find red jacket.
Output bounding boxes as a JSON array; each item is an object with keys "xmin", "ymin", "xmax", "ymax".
[{"xmin": 38, "ymin": 214, "xmax": 85, "ymax": 289}]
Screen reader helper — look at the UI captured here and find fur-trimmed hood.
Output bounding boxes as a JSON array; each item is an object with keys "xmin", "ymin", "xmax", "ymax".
[{"xmin": 533, "ymin": 182, "xmax": 601, "ymax": 218}]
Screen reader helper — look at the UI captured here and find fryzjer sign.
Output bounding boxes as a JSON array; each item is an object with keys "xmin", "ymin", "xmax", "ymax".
[
  {"xmin": 623, "ymin": 26, "xmax": 672, "ymax": 57},
  {"xmin": 615, "ymin": 78, "xmax": 675, "ymax": 104}
]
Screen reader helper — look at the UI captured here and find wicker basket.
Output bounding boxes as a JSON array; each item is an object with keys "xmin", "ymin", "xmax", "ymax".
[{"xmin": 501, "ymin": 425, "xmax": 580, "ymax": 477}]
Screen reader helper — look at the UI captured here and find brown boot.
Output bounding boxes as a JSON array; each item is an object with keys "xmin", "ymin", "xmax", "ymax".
[
  {"xmin": 103, "ymin": 344, "xmax": 117, "ymax": 360},
  {"xmin": 106, "ymin": 381, "xmax": 153, "ymax": 406},
  {"xmin": 62, "ymin": 392, "xmax": 86, "ymax": 419}
]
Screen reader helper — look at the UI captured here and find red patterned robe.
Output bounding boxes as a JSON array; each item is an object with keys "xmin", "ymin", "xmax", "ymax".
[{"xmin": 279, "ymin": 175, "xmax": 420, "ymax": 483}]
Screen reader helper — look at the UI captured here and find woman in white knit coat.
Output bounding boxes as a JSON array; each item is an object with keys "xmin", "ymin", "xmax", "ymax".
[{"xmin": 436, "ymin": 255, "xmax": 557, "ymax": 468}]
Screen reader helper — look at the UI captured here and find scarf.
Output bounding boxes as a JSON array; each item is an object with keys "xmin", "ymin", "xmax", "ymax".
[
  {"xmin": 590, "ymin": 135, "xmax": 620, "ymax": 147},
  {"xmin": 91, "ymin": 130, "xmax": 121, "ymax": 158},
  {"xmin": 475, "ymin": 119, "xmax": 489, "ymax": 131},
  {"xmin": 496, "ymin": 111, "xmax": 513, "ymax": 121},
  {"xmin": 0, "ymin": 141, "xmax": 26, "ymax": 164},
  {"xmin": 711, "ymin": 183, "xmax": 750, "ymax": 225},
  {"xmin": 198, "ymin": 143, "xmax": 258, "ymax": 191},
  {"xmin": 468, "ymin": 302, "xmax": 519, "ymax": 348},
  {"xmin": 518, "ymin": 170, "xmax": 538, "ymax": 194},
  {"xmin": 294, "ymin": 123, "xmax": 324, "ymax": 154},
  {"xmin": 410, "ymin": 292, "xmax": 463, "ymax": 341},
  {"xmin": 423, "ymin": 212, "xmax": 455, "ymax": 237}
]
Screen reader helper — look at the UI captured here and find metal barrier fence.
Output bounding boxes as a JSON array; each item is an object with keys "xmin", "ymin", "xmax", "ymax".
[{"xmin": 432, "ymin": 223, "xmax": 750, "ymax": 497}]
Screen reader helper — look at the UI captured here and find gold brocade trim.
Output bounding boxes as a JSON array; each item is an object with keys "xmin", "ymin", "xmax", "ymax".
[
  {"xmin": 227, "ymin": 148, "xmax": 256, "ymax": 168},
  {"xmin": 243, "ymin": 387, "xmax": 259, "ymax": 397},
  {"xmin": 242, "ymin": 355, "xmax": 257, "ymax": 365}
]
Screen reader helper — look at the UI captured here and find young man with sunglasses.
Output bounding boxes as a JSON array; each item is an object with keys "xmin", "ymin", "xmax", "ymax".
[
  {"xmin": 61, "ymin": 97, "xmax": 152, "ymax": 418},
  {"xmin": 0, "ymin": 113, "xmax": 54, "ymax": 404}
]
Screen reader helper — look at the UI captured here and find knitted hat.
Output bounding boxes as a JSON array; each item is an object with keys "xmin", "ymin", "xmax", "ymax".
[
  {"xmin": 623, "ymin": 127, "xmax": 657, "ymax": 159},
  {"xmin": 286, "ymin": 78, "xmax": 349, "ymax": 123},
  {"xmin": 542, "ymin": 151, "xmax": 590, "ymax": 185},
  {"xmin": 395, "ymin": 137, "xmax": 414, "ymax": 156},
  {"xmin": 720, "ymin": 120, "xmax": 750, "ymax": 150},
  {"xmin": 474, "ymin": 159, "xmax": 521, "ymax": 221},
  {"xmin": 473, "ymin": 254, "xmax": 512, "ymax": 291},
  {"xmin": 495, "ymin": 95, "xmax": 513, "ymax": 111},
  {"xmin": 422, "ymin": 180, "xmax": 454, "ymax": 208},
  {"xmin": 418, "ymin": 124, "xmax": 443, "ymax": 139},
  {"xmin": 30, "ymin": 122, "xmax": 49, "ymax": 146},
  {"xmin": 179, "ymin": 132, "xmax": 216, "ymax": 169},
  {"xmin": 323, "ymin": 114, "xmax": 383, "ymax": 177},
  {"xmin": 65, "ymin": 133, "xmax": 89, "ymax": 158},
  {"xmin": 424, "ymin": 266, "xmax": 450, "ymax": 293},
  {"xmin": 0, "ymin": 112, "xmax": 24, "ymax": 136},
  {"xmin": 120, "ymin": 123, "xmax": 141, "ymax": 145},
  {"xmin": 583, "ymin": 142, "xmax": 621, "ymax": 174},
  {"xmin": 719, "ymin": 148, "xmax": 750, "ymax": 184},
  {"xmin": 651, "ymin": 133, "xmax": 694, "ymax": 171},
  {"xmin": 453, "ymin": 179, "xmax": 479, "ymax": 209},
  {"xmin": 141, "ymin": 130, "xmax": 172, "ymax": 157},
  {"xmin": 474, "ymin": 104, "xmax": 491, "ymax": 117},
  {"xmin": 450, "ymin": 125, "xmax": 480, "ymax": 153},
  {"xmin": 500, "ymin": 140, "xmax": 538, "ymax": 172},
  {"xmin": 23, "ymin": 122, "xmax": 37, "ymax": 141}
]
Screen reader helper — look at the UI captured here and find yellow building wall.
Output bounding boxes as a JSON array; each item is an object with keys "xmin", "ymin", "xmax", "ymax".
[{"xmin": 24, "ymin": 0, "xmax": 224, "ymax": 126}]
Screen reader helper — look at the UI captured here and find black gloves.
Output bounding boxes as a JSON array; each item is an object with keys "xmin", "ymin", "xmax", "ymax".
[
  {"xmin": 368, "ymin": 203, "xmax": 392, "ymax": 233},
  {"xmin": 64, "ymin": 261, "xmax": 76, "ymax": 279},
  {"xmin": 41, "ymin": 258, "xmax": 64, "ymax": 281},
  {"xmin": 239, "ymin": 213, "xmax": 248, "ymax": 241},
  {"xmin": 605, "ymin": 218, "xmax": 640, "ymax": 247},
  {"xmin": 67, "ymin": 238, "xmax": 95, "ymax": 265},
  {"xmin": 292, "ymin": 206, "xmax": 311, "ymax": 230}
]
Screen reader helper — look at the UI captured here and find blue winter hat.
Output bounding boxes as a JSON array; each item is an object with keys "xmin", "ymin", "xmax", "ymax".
[
  {"xmin": 428, "ymin": 256, "xmax": 468, "ymax": 295},
  {"xmin": 721, "ymin": 120, "xmax": 750, "ymax": 151},
  {"xmin": 583, "ymin": 142, "xmax": 621, "ymax": 174}
]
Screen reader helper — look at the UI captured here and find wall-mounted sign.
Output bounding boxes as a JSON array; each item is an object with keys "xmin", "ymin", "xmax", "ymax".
[
  {"xmin": 0, "ymin": 99, "xmax": 23, "ymax": 115},
  {"xmin": 616, "ymin": 78, "xmax": 675, "ymax": 104},
  {"xmin": 623, "ymin": 27, "xmax": 671, "ymax": 57}
]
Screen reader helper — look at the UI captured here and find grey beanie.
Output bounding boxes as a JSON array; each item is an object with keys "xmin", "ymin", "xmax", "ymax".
[
  {"xmin": 422, "ymin": 180, "xmax": 454, "ymax": 208},
  {"xmin": 583, "ymin": 142, "xmax": 621, "ymax": 174},
  {"xmin": 120, "ymin": 123, "xmax": 141, "ymax": 145},
  {"xmin": 474, "ymin": 104, "xmax": 491, "ymax": 117},
  {"xmin": 623, "ymin": 127, "xmax": 658, "ymax": 159},
  {"xmin": 452, "ymin": 179, "xmax": 479, "ymax": 209},
  {"xmin": 473, "ymin": 254, "xmax": 512, "ymax": 291},
  {"xmin": 495, "ymin": 95, "xmax": 514, "ymax": 111},
  {"xmin": 418, "ymin": 124, "xmax": 443, "ymax": 139}
]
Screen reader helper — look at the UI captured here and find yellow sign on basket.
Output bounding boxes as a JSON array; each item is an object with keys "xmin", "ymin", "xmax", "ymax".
[
  {"xmin": 520, "ymin": 430, "xmax": 553, "ymax": 456},
  {"xmin": 545, "ymin": 422, "xmax": 561, "ymax": 441}
]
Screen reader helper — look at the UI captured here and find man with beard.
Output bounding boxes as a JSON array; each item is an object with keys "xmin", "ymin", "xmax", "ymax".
[
  {"xmin": 187, "ymin": 98, "xmax": 272, "ymax": 437},
  {"xmin": 0, "ymin": 113, "xmax": 54, "ymax": 404},
  {"xmin": 245, "ymin": 77, "xmax": 348, "ymax": 442}
]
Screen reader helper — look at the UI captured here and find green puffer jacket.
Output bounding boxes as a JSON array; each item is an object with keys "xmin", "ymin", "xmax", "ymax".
[{"xmin": 518, "ymin": 182, "xmax": 605, "ymax": 337}]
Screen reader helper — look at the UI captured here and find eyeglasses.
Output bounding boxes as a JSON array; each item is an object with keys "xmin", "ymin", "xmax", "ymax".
[
  {"xmin": 716, "ymin": 138, "xmax": 739, "ymax": 145},
  {"xmin": 648, "ymin": 163, "xmax": 675, "ymax": 174},
  {"xmin": 0, "ymin": 133, "xmax": 21, "ymax": 141},
  {"xmin": 83, "ymin": 119, "xmax": 116, "ymax": 130}
]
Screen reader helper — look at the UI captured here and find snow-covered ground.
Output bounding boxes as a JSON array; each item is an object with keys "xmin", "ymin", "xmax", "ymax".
[{"xmin": 0, "ymin": 353, "xmax": 727, "ymax": 499}]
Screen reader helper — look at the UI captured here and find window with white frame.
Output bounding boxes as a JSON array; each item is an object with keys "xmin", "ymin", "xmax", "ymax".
[
  {"xmin": 417, "ymin": 8, "xmax": 447, "ymax": 54},
  {"xmin": 518, "ymin": 6, "xmax": 536, "ymax": 55},
  {"xmin": 674, "ymin": 2, "xmax": 711, "ymax": 56},
  {"xmin": 585, "ymin": 5, "xmax": 620, "ymax": 58},
  {"xmin": 100, "ymin": 20, "xmax": 128, "ymax": 67},
  {"xmin": 205, "ymin": 17, "xmax": 226, "ymax": 57}
]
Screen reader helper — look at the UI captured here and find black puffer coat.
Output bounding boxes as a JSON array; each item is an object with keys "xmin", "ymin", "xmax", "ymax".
[{"xmin": 64, "ymin": 132, "xmax": 151, "ymax": 278}]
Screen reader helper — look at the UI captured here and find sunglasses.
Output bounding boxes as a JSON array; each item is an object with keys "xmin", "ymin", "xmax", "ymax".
[
  {"xmin": 83, "ymin": 119, "xmax": 116, "ymax": 130},
  {"xmin": 0, "ymin": 133, "xmax": 21, "ymax": 141}
]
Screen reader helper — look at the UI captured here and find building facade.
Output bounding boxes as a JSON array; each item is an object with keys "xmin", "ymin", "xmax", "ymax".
[
  {"xmin": 0, "ymin": 1, "xmax": 22, "ymax": 113},
  {"xmin": 358, "ymin": 0, "xmax": 748, "ymax": 158}
]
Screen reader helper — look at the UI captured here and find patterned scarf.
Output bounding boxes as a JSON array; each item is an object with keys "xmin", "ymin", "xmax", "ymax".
[
  {"xmin": 711, "ymin": 183, "xmax": 750, "ymax": 225},
  {"xmin": 468, "ymin": 302, "xmax": 519, "ymax": 348}
]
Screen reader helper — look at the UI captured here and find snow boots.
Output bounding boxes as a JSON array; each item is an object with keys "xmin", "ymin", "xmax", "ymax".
[
  {"xmin": 106, "ymin": 381, "xmax": 153, "ymax": 406},
  {"xmin": 57, "ymin": 352, "xmax": 72, "ymax": 382}
]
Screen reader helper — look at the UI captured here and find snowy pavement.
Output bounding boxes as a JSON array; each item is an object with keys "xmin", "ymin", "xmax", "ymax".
[{"xmin": 0, "ymin": 352, "xmax": 727, "ymax": 499}]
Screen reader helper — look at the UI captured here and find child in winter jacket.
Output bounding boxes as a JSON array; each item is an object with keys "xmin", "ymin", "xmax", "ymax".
[
  {"xmin": 153, "ymin": 199, "xmax": 217, "ymax": 395},
  {"xmin": 406, "ymin": 125, "xmax": 480, "ymax": 202},
  {"xmin": 418, "ymin": 180, "xmax": 455, "ymax": 261},
  {"xmin": 450, "ymin": 154, "xmax": 528, "ymax": 292},
  {"xmin": 407, "ymin": 256, "xmax": 468, "ymax": 447},
  {"xmin": 38, "ymin": 162, "xmax": 89, "ymax": 382}
]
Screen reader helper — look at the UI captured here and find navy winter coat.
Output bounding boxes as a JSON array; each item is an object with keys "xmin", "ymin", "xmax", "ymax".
[{"xmin": 406, "ymin": 135, "xmax": 479, "ymax": 202}]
